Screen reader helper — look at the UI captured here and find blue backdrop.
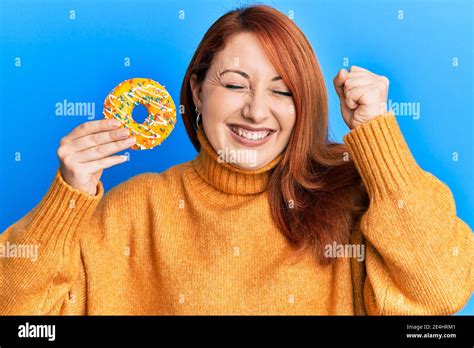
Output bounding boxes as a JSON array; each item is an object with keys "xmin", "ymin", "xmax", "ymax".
[{"xmin": 0, "ymin": 0, "xmax": 472, "ymax": 314}]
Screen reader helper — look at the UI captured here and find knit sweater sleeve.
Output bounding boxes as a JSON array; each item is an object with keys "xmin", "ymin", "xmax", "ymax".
[
  {"xmin": 343, "ymin": 112, "xmax": 473, "ymax": 315},
  {"xmin": 0, "ymin": 169, "xmax": 103, "ymax": 315}
]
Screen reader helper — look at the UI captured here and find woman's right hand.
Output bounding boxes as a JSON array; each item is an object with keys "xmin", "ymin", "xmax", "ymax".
[{"xmin": 57, "ymin": 119, "xmax": 136, "ymax": 196}]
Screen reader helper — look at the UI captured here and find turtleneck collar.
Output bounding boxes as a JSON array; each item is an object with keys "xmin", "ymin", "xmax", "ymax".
[{"xmin": 192, "ymin": 127, "xmax": 283, "ymax": 195}]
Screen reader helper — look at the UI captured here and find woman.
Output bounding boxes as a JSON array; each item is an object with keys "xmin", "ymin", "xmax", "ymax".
[{"xmin": 1, "ymin": 5, "xmax": 472, "ymax": 315}]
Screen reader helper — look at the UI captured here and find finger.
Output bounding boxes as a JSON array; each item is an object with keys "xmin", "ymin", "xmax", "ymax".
[
  {"xmin": 344, "ymin": 85, "xmax": 368, "ymax": 109},
  {"xmin": 344, "ymin": 95, "xmax": 358, "ymax": 110},
  {"xmin": 69, "ymin": 128, "xmax": 130, "ymax": 152},
  {"xmin": 84, "ymin": 155, "xmax": 129, "ymax": 173},
  {"xmin": 75, "ymin": 137, "xmax": 136, "ymax": 163},
  {"xmin": 347, "ymin": 71, "xmax": 389, "ymax": 89},
  {"xmin": 343, "ymin": 77, "xmax": 376, "ymax": 94},
  {"xmin": 349, "ymin": 65, "xmax": 372, "ymax": 73},
  {"xmin": 333, "ymin": 69, "xmax": 348, "ymax": 98},
  {"xmin": 63, "ymin": 119, "xmax": 122, "ymax": 142},
  {"xmin": 346, "ymin": 71, "xmax": 372, "ymax": 78},
  {"xmin": 345, "ymin": 85, "xmax": 380, "ymax": 109}
]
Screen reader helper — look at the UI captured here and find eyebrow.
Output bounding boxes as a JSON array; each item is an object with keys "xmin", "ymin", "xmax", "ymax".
[{"xmin": 219, "ymin": 69, "xmax": 282, "ymax": 81}]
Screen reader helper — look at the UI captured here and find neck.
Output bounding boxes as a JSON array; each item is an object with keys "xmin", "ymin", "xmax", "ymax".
[{"xmin": 192, "ymin": 127, "xmax": 283, "ymax": 195}]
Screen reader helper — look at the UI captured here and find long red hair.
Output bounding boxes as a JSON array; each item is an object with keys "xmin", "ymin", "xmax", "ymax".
[{"xmin": 180, "ymin": 5, "xmax": 369, "ymax": 264}]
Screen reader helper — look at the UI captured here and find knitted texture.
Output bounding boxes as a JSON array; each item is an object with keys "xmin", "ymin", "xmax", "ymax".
[{"xmin": 1, "ymin": 112, "xmax": 472, "ymax": 315}]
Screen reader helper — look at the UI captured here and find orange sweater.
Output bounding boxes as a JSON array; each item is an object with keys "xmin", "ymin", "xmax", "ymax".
[{"xmin": 1, "ymin": 113, "xmax": 472, "ymax": 315}]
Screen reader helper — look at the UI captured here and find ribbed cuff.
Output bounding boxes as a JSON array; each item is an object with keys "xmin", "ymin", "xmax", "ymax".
[
  {"xmin": 16, "ymin": 169, "xmax": 104, "ymax": 252},
  {"xmin": 343, "ymin": 112, "xmax": 425, "ymax": 198}
]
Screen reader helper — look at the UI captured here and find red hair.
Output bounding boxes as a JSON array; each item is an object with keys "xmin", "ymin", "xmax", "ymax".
[{"xmin": 180, "ymin": 5, "xmax": 369, "ymax": 264}]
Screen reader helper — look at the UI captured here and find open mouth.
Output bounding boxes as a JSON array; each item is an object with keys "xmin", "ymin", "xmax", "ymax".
[{"xmin": 228, "ymin": 125, "xmax": 275, "ymax": 141}]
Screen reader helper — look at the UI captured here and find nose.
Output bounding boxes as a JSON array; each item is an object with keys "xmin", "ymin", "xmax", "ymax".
[{"xmin": 243, "ymin": 89, "xmax": 269, "ymax": 123}]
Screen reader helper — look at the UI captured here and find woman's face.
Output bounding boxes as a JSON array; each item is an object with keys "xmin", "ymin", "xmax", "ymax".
[{"xmin": 190, "ymin": 32, "xmax": 296, "ymax": 170}]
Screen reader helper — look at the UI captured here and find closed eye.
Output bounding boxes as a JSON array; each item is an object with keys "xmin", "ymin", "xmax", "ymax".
[
  {"xmin": 273, "ymin": 90, "xmax": 292, "ymax": 97},
  {"xmin": 225, "ymin": 84, "xmax": 244, "ymax": 90},
  {"xmin": 224, "ymin": 84, "xmax": 292, "ymax": 97}
]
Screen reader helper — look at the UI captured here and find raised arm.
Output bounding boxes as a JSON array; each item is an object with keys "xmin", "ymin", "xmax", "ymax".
[{"xmin": 345, "ymin": 114, "xmax": 473, "ymax": 315}]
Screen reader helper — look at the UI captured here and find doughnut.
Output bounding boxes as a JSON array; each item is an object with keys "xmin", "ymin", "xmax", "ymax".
[{"xmin": 103, "ymin": 77, "xmax": 176, "ymax": 150}]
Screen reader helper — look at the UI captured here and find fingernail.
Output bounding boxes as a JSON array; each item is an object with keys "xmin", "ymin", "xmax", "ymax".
[
  {"xmin": 118, "ymin": 129, "xmax": 129, "ymax": 137},
  {"xmin": 126, "ymin": 137, "xmax": 136, "ymax": 144},
  {"xmin": 110, "ymin": 119, "xmax": 121, "ymax": 127}
]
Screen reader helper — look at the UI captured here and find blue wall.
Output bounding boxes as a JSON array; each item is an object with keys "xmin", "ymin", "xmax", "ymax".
[{"xmin": 0, "ymin": 0, "xmax": 472, "ymax": 314}]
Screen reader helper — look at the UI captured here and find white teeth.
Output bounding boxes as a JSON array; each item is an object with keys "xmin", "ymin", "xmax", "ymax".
[{"xmin": 230, "ymin": 126, "xmax": 271, "ymax": 141}]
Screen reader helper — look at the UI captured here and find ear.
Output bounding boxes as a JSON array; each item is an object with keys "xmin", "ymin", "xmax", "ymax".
[{"xmin": 189, "ymin": 74, "xmax": 202, "ymax": 111}]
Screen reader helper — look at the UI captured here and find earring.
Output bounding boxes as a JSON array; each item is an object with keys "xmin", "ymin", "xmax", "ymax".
[{"xmin": 195, "ymin": 107, "xmax": 201, "ymax": 130}]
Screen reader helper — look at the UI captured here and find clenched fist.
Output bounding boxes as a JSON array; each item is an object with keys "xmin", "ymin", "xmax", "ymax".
[{"xmin": 333, "ymin": 65, "xmax": 390, "ymax": 130}]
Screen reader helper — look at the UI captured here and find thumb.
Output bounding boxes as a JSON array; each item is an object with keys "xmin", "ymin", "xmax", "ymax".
[{"xmin": 333, "ymin": 68, "xmax": 348, "ymax": 99}]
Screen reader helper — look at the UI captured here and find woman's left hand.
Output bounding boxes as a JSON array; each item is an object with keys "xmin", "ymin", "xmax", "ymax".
[{"xmin": 333, "ymin": 66, "xmax": 390, "ymax": 130}]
